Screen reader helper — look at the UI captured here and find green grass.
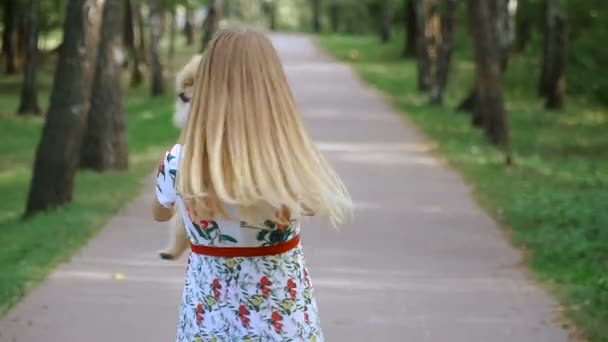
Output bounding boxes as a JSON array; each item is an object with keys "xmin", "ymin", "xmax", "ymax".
[
  {"xmin": 318, "ymin": 34, "xmax": 608, "ymax": 341},
  {"xmin": 0, "ymin": 46, "xmax": 200, "ymax": 314}
]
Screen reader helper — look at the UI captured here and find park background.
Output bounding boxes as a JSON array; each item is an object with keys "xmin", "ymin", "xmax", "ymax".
[{"xmin": 0, "ymin": 0, "xmax": 606, "ymax": 340}]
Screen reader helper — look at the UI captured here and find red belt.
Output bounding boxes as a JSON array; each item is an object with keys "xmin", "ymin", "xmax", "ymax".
[{"xmin": 190, "ymin": 235, "xmax": 301, "ymax": 257}]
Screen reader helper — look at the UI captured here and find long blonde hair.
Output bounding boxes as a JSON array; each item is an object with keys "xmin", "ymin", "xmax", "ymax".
[{"xmin": 177, "ymin": 29, "xmax": 352, "ymax": 226}]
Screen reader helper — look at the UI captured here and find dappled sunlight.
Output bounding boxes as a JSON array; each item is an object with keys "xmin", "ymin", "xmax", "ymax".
[
  {"xmin": 51, "ymin": 269, "xmax": 185, "ymax": 285},
  {"xmin": 283, "ymin": 62, "xmax": 349, "ymax": 73},
  {"xmin": 316, "ymin": 141, "xmax": 436, "ymax": 153},
  {"xmin": 558, "ymin": 109, "xmax": 607, "ymax": 127},
  {"xmin": 339, "ymin": 152, "xmax": 439, "ymax": 166},
  {"xmin": 313, "ymin": 271, "xmax": 540, "ymax": 294},
  {"xmin": 130, "ymin": 146, "xmax": 174, "ymax": 165},
  {"xmin": 0, "ymin": 167, "xmax": 30, "ymax": 183},
  {"xmin": 313, "ymin": 141, "xmax": 440, "ymax": 167}
]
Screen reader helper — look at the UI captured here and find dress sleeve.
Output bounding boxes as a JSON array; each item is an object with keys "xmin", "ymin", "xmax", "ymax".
[{"xmin": 155, "ymin": 144, "xmax": 182, "ymax": 208}]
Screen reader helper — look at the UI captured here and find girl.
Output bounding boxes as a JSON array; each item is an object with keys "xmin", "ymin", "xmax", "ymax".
[{"xmin": 153, "ymin": 29, "xmax": 352, "ymax": 342}]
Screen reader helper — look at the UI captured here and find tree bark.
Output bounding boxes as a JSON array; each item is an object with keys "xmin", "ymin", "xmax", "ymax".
[
  {"xmin": 134, "ymin": 0, "xmax": 147, "ymax": 64},
  {"xmin": 379, "ymin": 0, "xmax": 395, "ymax": 43},
  {"xmin": 414, "ymin": 0, "xmax": 432, "ymax": 91},
  {"xmin": 458, "ymin": 0, "xmax": 516, "ymax": 113},
  {"xmin": 429, "ymin": 0, "xmax": 458, "ymax": 105},
  {"xmin": 543, "ymin": 0, "xmax": 567, "ymax": 109},
  {"xmin": 514, "ymin": 3, "xmax": 531, "ymax": 52},
  {"xmin": 80, "ymin": 0, "xmax": 129, "ymax": 171},
  {"xmin": 200, "ymin": 0, "xmax": 222, "ymax": 52},
  {"xmin": 2, "ymin": 0, "xmax": 17, "ymax": 74},
  {"xmin": 311, "ymin": 0, "xmax": 321, "ymax": 33},
  {"xmin": 184, "ymin": 5, "xmax": 194, "ymax": 45},
  {"xmin": 402, "ymin": 0, "xmax": 417, "ymax": 57},
  {"xmin": 15, "ymin": 12, "xmax": 27, "ymax": 70},
  {"xmin": 25, "ymin": 0, "xmax": 103, "ymax": 217},
  {"xmin": 149, "ymin": 0, "xmax": 165, "ymax": 96},
  {"xmin": 493, "ymin": 0, "xmax": 517, "ymax": 70},
  {"xmin": 168, "ymin": 1, "xmax": 176, "ymax": 62},
  {"xmin": 329, "ymin": 2, "xmax": 340, "ymax": 32},
  {"xmin": 17, "ymin": 0, "xmax": 41, "ymax": 115},
  {"xmin": 124, "ymin": 0, "xmax": 142, "ymax": 87},
  {"xmin": 467, "ymin": 0, "xmax": 509, "ymax": 147},
  {"xmin": 263, "ymin": 0, "xmax": 278, "ymax": 31}
]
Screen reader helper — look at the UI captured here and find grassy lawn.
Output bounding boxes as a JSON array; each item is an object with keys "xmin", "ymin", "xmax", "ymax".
[
  {"xmin": 0, "ymin": 45, "xmax": 197, "ymax": 314},
  {"xmin": 318, "ymin": 34, "xmax": 608, "ymax": 341}
]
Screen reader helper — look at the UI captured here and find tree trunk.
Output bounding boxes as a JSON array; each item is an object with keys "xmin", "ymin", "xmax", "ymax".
[
  {"xmin": 429, "ymin": 0, "xmax": 458, "ymax": 105},
  {"xmin": 184, "ymin": 5, "xmax": 194, "ymax": 45},
  {"xmin": 25, "ymin": 0, "xmax": 103, "ymax": 217},
  {"xmin": 134, "ymin": 0, "xmax": 147, "ymax": 64},
  {"xmin": 2, "ymin": 0, "xmax": 17, "ymax": 74},
  {"xmin": 265, "ymin": 0, "xmax": 278, "ymax": 31},
  {"xmin": 543, "ymin": 0, "xmax": 567, "ymax": 110},
  {"xmin": 124, "ymin": 0, "xmax": 142, "ymax": 87},
  {"xmin": 168, "ymin": 2, "xmax": 176, "ymax": 62},
  {"xmin": 123, "ymin": 0, "xmax": 134, "ymax": 53},
  {"xmin": 15, "ymin": 13, "xmax": 27, "ymax": 71},
  {"xmin": 17, "ymin": 0, "xmax": 41, "ymax": 115},
  {"xmin": 514, "ymin": 6, "xmax": 531, "ymax": 52},
  {"xmin": 402, "ymin": 0, "xmax": 417, "ymax": 57},
  {"xmin": 458, "ymin": 0, "xmax": 516, "ymax": 113},
  {"xmin": 311, "ymin": 0, "xmax": 321, "ymax": 33},
  {"xmin": 467, "ymin": 0, "xmax": 509, "ymax": 147},
  {"xmin": 200, "ymin": 0, "xmax": 222, "ymax": 52},
  {"xmin": 80, "ymin": 0, "xmax": 129, "ymax": 171},
  {"xmin": 329, "ymin": 2, "xmax": 340, "ymax": 32},
  {"xmin": 414, "ymin": 0, "xmax": 432, "ymax": 91},
  {"xmin": 149, "ymin": 0, "xmax": 165, "ymax": 96},
  {"xmin": 380, "ymin": 0, "xmax": 395, "ymax": 43},
  {"xmin": 493, "ymin": 0, "xmax": 517, "ymax": 70}
]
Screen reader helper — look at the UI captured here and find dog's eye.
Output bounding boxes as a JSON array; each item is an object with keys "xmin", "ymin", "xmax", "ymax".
[{"xmin": 184, "ymin": 79, "xmax": 194, "ymax": 87}]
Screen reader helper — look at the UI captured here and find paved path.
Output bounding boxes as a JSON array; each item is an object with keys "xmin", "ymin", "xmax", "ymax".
[{"xmin": 0, "ymin": 35, "xmax": 569, "ymax": 342}]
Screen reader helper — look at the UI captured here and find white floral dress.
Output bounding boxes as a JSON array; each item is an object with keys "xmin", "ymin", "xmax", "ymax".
[{"xmin": 156, "ymin": 144, "xmax": 324, "ymax": 342}]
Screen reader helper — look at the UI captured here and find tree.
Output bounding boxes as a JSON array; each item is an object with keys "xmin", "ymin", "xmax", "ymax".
[
  {"xmin": 2, "ymin": 0, "xmax": 18, "ymax": 74},
  {"xmin": 25, "ymin": 0, "xmax": 103, "ymax": 217},
  {"xmin": 380, "ymin": 0, "xmax": 395, "ymax": 43},
  {"xmin": 200, "ymin": 0, "xmax": 223, "ymax": 52},
  {"xmin": 17, "ymin": 0, "xmax": 41, "ymax": 115},
  {"xmin": 401, "ymin": 0, "xmax": 417, "ymax": 57},
  {"xmin": 184, "ymin": 4, "xmax": 194, "ymax": 45},
  {"xmin": 124, "ymin": 0, "xmax": 143, "ymax": 86},
  {"xmin": 168, "ymin": 0, "xmax": 177, "ymax": 61},
  {"xmin": 149, "ymin": 0, "xmax": 165, "ymax": 96},
  {"xmin": 538, "ymin": 0, "xmax": 567, "ymax": 109},
  {"xmin": 80, "ymin": 0, "xmax": 129, "ymax": 171},
  {"xmin": 134, "ymin": 0, "xmax": 147, "ymax": 64},
  {"xmin": 458, "ymin": 0, "xmax": 517, "ymax": 113},
  {"xmin": 429, "ymin": 0, "xmax": 458, "ymax": 105},
  {"xmin": 414, "ymin": 0, "xmax": 437, "ymax": 91},
  {"xmin": 467, "ymin": 0, "xmax": 509, "ymax": 149},
  {"xmin": 310, "ymin": 0, "xmax": 321, "ymax": 33},
  {"xmin": 329, "ymin": 0, "xmax": 340, "ymax": 32},
  {"xmin": 262, "ymin": 0, "xmax": 278, "ymax": 31},
  {"xmin": 494, "ymin": 0, "xmax": 518, "ymax": 70}
]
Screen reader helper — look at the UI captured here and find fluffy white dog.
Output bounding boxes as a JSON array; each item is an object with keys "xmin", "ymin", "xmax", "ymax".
[{"xmin": 159, "ymin": 54, "xmax": 202, "ymax": 260}]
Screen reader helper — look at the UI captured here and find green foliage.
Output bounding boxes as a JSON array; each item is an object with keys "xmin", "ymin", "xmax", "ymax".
[
  {"xmin": 320, "ymin": 33, "xmax": 608, "ymax": 341},
  {"xmin": 566, "ymin": 0, "xmax": 608, "ymax": 104}
]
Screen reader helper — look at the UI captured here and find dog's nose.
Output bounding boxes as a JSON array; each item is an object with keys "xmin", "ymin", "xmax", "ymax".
[{"xmin": 178, "ymin": 92, "xmax": 191, "ymax": 103}]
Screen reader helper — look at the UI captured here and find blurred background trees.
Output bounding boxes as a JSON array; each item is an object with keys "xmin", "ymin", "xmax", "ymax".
[{"xmin": 1, "ymin": 0, "xmax": 605, "ymax": 215}]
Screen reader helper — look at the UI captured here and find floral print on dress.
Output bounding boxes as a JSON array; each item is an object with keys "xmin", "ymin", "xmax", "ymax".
[{"xmin": 155, "ymin": 144, "xmax": 324, "ymax": 341}]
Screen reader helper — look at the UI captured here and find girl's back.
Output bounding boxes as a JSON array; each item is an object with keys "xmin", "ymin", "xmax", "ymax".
[{"xmin": 153, "ymin": 29, "xmax": 352, "ymax": 342}]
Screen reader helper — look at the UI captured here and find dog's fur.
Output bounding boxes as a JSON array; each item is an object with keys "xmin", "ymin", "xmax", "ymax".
[{"xmin": 158, "ymin": 54, "xmax": 202, "ymax": 260}]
